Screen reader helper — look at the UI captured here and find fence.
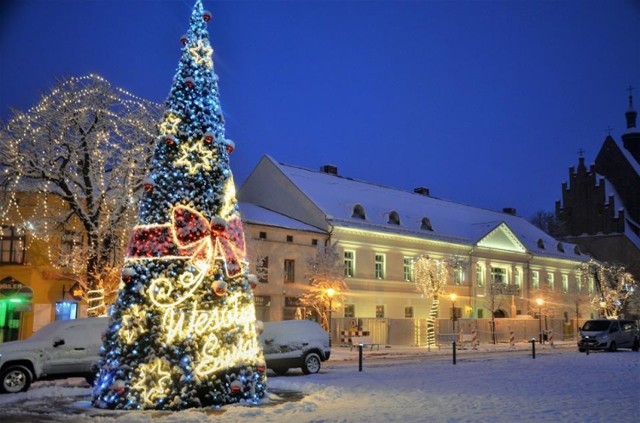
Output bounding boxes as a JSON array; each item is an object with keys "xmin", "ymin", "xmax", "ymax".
[{"xmin": 333, "ymin": 317, "xmax": 584, "ymax": 347}]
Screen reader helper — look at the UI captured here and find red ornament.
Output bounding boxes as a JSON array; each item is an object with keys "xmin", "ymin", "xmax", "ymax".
[
  {"xmin": 122, "ymin": 268, "xmax": 135, "ymax": 283},
  {"xmin": 257, "ymin": 366, "xmax": 266, "ymax": 373},
  {"xmin": 184, "ymin": 77, "xmax": 195, "ymax": 88},
  {"xmin": 213, "ymin": 280, "xmax": 228, "ymax": 296},
  {"xmin": 230, "ymin": 380, "xmax": 242, "ymax": 394},
  {"xmin": 224, "ymin": 139, "xmax": 235, "ymax": 154},
  {"xmin": 164, "ymin": 135, "xmax": 176, "ymax": 146},
  {"xmin": 203, "ymin": 10, "xmax": 212, "ymax": 22},
  {"xmin": 180, "ymin": 34, "xmax": 187, "ymax": 46},
  {"xmin": 203, "ymin": 132, "xmax": 214, "ymax": 143}
]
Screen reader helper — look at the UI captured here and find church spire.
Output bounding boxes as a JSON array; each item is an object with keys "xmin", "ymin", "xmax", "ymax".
[{"xmin": 625, "ymin": 85, "xmax": 637, "ymax": 131}]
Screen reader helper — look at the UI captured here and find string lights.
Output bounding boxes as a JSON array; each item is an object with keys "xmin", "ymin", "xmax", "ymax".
[{"xmin": 92, "ymin": 0, "xmax": 267, "ymax": 410}]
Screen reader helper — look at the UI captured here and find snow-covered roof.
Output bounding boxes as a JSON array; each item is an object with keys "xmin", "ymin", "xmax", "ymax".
[
  {"xmin": 264, "ymin": 156, "xmax": 585, "ymax": 261},
  {"xmin": 239, "ymin": 202, "xmax": 326, "ymax": 234},
  {"xmin": 597, "ymin": 174, "xmax": 640, "ymax": 250}
]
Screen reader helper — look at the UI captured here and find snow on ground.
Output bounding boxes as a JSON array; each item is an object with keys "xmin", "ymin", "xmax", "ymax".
[{"xmin": 0, "ymin": 342, "xmax": 638, "ymax": 422}]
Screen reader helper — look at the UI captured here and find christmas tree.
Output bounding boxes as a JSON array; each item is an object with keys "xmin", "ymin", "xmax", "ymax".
[{"xmin": 92, "ymin": 1, "xmax": 267, "ymax": 410}]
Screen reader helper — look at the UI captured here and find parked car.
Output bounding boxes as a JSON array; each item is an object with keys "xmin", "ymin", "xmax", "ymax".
[
  {"xmin": 577, "ymin": 319, "xmax": 640, "ymax": 352},
  {"xmin": 258, "ymin": 319, "xmax": 331, "ymax": 375},
  {"xmin": 0, "ymin": 316, "xmax": 330, "ymax": 393},
  {"xmin": 0, "ymin": 317, "xmax": 109, "ymax": 393}
]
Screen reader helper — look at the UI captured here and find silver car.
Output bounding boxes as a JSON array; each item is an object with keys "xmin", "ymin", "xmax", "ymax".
[{"xmin": 577, "ymin": 319, "xmax": 640, "ymax": 352}]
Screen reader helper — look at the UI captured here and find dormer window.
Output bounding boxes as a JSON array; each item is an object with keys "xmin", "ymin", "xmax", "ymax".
[
  {"xmin": 352, "ymin": 204, "xmax": 366, "ymax": 220},
  {"xmin": 537, "ymin": 239, "xmax": 545, "ymax": 249},
  {"xmin": 388, "ymin": 211, "xmax": 400, "ymax": 225},
  {"xmin": 557, "ymin": 242, "xmax": 565, "ymax": 253},
  {"xmin": 573, "ymin": 245, "xmax": 581, "ymax": 255},
  {"xmin": 421, "ymin": 217, "xmax": 433, "ymax": 231}
]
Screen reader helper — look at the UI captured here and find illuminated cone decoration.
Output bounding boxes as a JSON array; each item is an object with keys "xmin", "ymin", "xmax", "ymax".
[{"xmin": 92, "ymin": 0, "xmax": 267, "ymax": 410}]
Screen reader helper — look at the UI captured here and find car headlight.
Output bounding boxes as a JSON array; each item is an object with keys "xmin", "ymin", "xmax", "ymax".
[{"xmin": 596, "ymin": 333, "xmax": 609, "ymax": 341}]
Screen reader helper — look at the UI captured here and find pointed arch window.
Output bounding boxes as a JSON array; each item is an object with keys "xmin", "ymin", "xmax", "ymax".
[
  {"xmin": 388, "ymin": 211, "xmax": 400, "ymax": 225},
  {"xmin": 352, "ymin": 204, "xmax": 366, "ymax": 220},
  {"xmin": 421, "ymin": 217, "xmax": 433, "ymax": 231}
]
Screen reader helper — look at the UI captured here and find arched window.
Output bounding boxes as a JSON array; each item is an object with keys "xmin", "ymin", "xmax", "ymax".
[
  {"xmin": 388, "ymin": 211, "xmax": 400, "ymax": 225},
  {"xmin": 352, "ymin": 204, "xmax": 366, "ymax": 220},
  {"xmin": 537, "ymin": 239, "xmax": 545, "ymax": 249},
  {"xmin": 557, "ymin": 242, "xmax": 565, "ymax": 253},
  {"xmin": 421, "ymin": 217, "xmax": 433, "ymax": 231}
]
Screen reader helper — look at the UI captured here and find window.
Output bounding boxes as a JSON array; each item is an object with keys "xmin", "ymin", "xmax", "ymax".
[
  {"xmin": 403, "ymin": 257, "xmax": 413, "ymax": 281},
  {"xmin": 477, "ymin": 309, "xmax": 484, "ymax": 319},
  {"xmin": 532, "ymin": 271, "xmax": 540, "ymax": 290},
  {"xmin": 514, "ymin": 268, "xmax": 522, "ymax": 289},
  {"xmin": 404, "ymin": 306, "xmax": 414, "ymax": 318},
  {"xmin": 286, "ymin": 235, "xmax": 293, "ymax": 243},
  {"xmin": 59, "ymin": 230, "xmax": 83, "ymax": 265},
  {"xmin": 388, "ymin": 211, "xmax": 400, "ymax": 225},
  {"xmin": 375, "ymin": 254, "xmax": 385, "ymax": 279},
  {"xmin": 352, "ymin": 204, "xmax": 366, "ymax": 220},
  {"xmin": 421, "ymin": 217, "xmax": 433, "ymax": 231},
  {"xmin": 375, "ymin": 305, "xmax": 385, "ymax": 318},
  {"xmin": 284, "ymin": 259, "xmax": 295, "ymax": 283},
  {"xmin": 537, "ymin": 239, "xmax": 545, "ymax": 249},
  {"xmin": 454, "ymin": 268, "xmax": 465, "ymax": 285},
  {"xmin": 257, "ymin": 256, "xmax": 269, "ymax": 283},
  {"xmin": 476, "ymin": 264, "xmax": 484, "ymax": 287},
  {"xmin": 491, "ymin": 267, "xmax": 506, "ymax": 284},
  {"xmin": 344, "ymin": 304, "xmax": 355, "ymax": 318},
  {"xmin": 562, "ymin": 274, "xmax": 569, "ymax": 293},
  {"xmin": 344, "ymin": 250, "xmax": 355, "ymax": 278},
  {"xmin": 311, "ymin": 239, "xmax": 318, "ymax": 246},
  {"xmin": 259, "ymin": 231, "xmax": 267, "ymax": 239},
  {"xmin": 547, "ymin": 272, "xmax": 555, "ymax": 290},
  {"xmin": 55, "ymin": 301, "xmax": 78, "ymax": 321},
  {"xmin": 557, "ymin": 242, "xmax": 565, "ymax": 253},
  {"xmin": 588, "ymin": 276, "xmax": 595, "ymax": 293},
  {"xmin": 1, "ymin": 225, "xmax": 26, "ymax": 264}
]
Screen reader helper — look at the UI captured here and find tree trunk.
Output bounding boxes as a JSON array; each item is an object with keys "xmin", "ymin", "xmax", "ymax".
[{"xmin": 426, "ymin": 295, "xmax": 439, "ymax": 347}]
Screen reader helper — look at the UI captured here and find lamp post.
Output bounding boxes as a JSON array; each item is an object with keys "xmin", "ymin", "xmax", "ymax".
[
  {"xmin": 536, "ymin": 297, "xmax": 544, "ymax": 344},
  {"xmin": 326, "ymin": 288, "xmax": 335, "ymax": 347},
  {"xmin": 450, "ymin": 293, "xmax": 457, "ymax": 338}
]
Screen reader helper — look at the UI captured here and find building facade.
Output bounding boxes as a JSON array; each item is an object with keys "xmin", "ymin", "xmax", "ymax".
[
  {"xmin": 556, "ymin": 93, "xmax": 640, "ymax": 281},
  {"xmin": 239, "ymin": 156, "xmax": 594, "ymax": 344}
]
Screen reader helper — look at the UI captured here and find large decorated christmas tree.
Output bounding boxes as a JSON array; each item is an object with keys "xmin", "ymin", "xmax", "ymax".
[{"xmin": 92, "ymin": 1, "xmax": 267, "ymax": 410}]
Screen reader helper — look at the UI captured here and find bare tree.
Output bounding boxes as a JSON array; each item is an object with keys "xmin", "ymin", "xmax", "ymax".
[
  {"xmin": 299, "ymin": 243, "xmax": 348, "ymax": 331},
  {"xmin": 0, "ymin": 74, "xmax": 161, "ymax": 316},
  {"xmin": 484, "ymin": 280, "xmax": 509, "ymax": 344},
  {"xmin": 413, "ymin": 255, "xmax": 448, "ymax": 347},
  {"xmin": 529, "ymin": 209, "xmax": 566, "ymax": 238}
]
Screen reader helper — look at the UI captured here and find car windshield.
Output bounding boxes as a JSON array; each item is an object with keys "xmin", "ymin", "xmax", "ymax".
[{"xmin": 582, "ymin": 321, "xmax": 611, "ymax": 331}]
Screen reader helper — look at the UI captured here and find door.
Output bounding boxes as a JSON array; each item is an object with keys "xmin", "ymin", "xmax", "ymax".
[
  {"xmin": 42, "ymin": 321, "xmax": 103, "ymax": 375},
  {"xmin": 0, "ymin": 300, "xmax": 21, "ymax": 343}
]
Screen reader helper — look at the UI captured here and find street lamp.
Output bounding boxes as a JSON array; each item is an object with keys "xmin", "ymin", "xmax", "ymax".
[
  {"xmin": 326, "ymin": 288, "xmax": 335, "ymax": 347},
  {"xmin": 450, "ymin": 293, "xmax": 457, "ymax": 338},
  {"xmin": 536, "ymin": 297, "xmax": 544, "ymax": 344},
  {"xmin": 599, "ymin": 299, "xmax": 606, "ymax": 318}
]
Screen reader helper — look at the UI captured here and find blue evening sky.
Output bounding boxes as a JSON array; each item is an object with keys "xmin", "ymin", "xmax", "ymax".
[{"xmin": 1, "ymin": 0, "xmax": 638, "ymax": 220}]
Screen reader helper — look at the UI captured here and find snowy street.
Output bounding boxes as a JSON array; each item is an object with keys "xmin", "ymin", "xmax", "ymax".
[{"xmin": 0, "ymin": 342, "xmax": 638, "ymax": 422}]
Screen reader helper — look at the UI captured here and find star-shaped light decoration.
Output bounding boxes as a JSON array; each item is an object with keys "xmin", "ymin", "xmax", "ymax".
[
  {"xmin": 159, "ymin": 112, "xmax": 181, "ymax": 136},
  {"xmin": 174, "ymin": 140, "xmax": 215, "ymax": 175},
  {"xmin": 132, "ymin": 358, "xmax": 173, "ymax": 406},
  {"xmin": 118, "ymin": 305, "xmax": 147, "ymax": 345},
  {"xmin": 188, "ymin": 39, "xmax": 213, "ymax": 69}
]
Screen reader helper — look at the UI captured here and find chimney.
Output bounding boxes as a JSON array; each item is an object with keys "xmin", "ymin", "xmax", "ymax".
[
  {"xmin": 414, "ymin": 187, "xmax": 430, "ymax": 196},
  {"xmin": 502, "ymin": 207, "xmax": 517, "ymax": 215},
  {"xmin": 320, "ymin": 164, "xmax": 338, "ymax": 175}
]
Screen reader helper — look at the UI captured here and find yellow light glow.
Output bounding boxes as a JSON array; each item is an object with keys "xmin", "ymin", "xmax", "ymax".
[
  {"xmin": 159, "ymin": 112, "xmax": 181, "ymax": 136},
  {"xmin": 449, "ymin": 293, "xmax": 457, "ymax": 302},
  {"xmin": 536, "ymin": 298, "xmax": 544, "ymax": 306},
  {"xmin": 174, "ymin": 141, "xmax": 215, "ymax": 175},
  {"xmin": 131, "ymin": 357, "xmax": 173, "ymax": 406},
  {"xmin": 188, "ymin": 39, "xmax": 214, "ymax": 69}
]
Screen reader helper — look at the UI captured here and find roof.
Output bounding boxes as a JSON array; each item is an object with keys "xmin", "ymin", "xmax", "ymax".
[
  {"xmin": 261, "ymin": 156, "xmax": 585, "ymax": 261},
  {"xmin": 239, "ymin": 202, "xmax": 326, "ymax": 234}
]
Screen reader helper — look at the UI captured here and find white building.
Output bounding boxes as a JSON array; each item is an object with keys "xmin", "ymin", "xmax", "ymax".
[{"xmin": 240, "ymin": 155, "xmax": 593, "ymax": 344}]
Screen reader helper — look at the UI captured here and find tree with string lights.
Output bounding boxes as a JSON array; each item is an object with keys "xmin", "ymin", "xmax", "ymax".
[
  {"xmin": 0, "ymin": 74, "xmax": 161, "ymax": 316},
  {"xmin": 92, "ymin": 1, "xmax": 267, "ymax": 410},
  {"xmin": 413, "ymin": 255, "xmax": 448, "ymax": 347}
]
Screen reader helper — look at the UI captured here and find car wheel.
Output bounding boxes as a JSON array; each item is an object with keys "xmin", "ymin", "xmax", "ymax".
[
  {"xmin": 272, "ymin": 367, "xmax": 289, "ymax": 376},
  {"xmin": 608, "ymin": 341, "xmax": 617, "ymax": 352},
  {"xmin": 301, "ymin": 352, "xmax": 322, "ymax": 375},
  {"xmin": 0, "ymin": 365, "xmax": 32, "ymax": 394},
  {"xmin": 578, "ymin": 348, "xmax": 585, "ymax": 353},
  {"xmin": 632, "ymin": 339, "xmax": 639, "ymax": 352},
  {"xmin": 85, "ymin": 373, "xmax": 96, "ymax": 386}
]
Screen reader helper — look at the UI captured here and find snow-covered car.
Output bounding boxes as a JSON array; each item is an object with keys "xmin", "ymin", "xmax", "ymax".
[
  {"xmin": 0, "ymin": 317, "xmax": 109, "ymax": 393},
  {"xmin": 577, "ymin": 319, "xmax": 640, "ymax": 352},
  {"xmin": 258, "ymin": 320, "xmax": 331, "ymax": 375}
]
